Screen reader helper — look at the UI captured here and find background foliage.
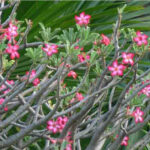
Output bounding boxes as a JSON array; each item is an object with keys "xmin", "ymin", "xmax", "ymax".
[{"xmin": 3, "ymin": 0, "xmax": 150, "ymax": 80}]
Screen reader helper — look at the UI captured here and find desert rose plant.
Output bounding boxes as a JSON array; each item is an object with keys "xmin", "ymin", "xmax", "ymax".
[{"xmin": 0, "ymin": 1, "xmax": 150, "ymax": 150}]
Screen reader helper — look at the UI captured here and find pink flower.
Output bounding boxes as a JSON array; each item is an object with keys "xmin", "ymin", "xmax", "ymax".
[
  {"xmin": 56, "ymin": 116, "xmax": 68, "ymax": 132},
  {"xmin": 0, "ymin": 84, "xmax": 6, "ymax": 92},
  {"xmin": 32, "ymin": 78, "xmax": 40, "ymax": 86},
  {"xmin": 66, "ymin": 64, "xmax": 72, "ymax": 68},
  {"xmin": 121, "ymin": 136, "xmax": 129, "ymax": 146},
  {"xmin": 78, "ymin": 53, "xmax": 90, "ymax": 62},
  {"xmin": 4, "ymin": 107, "xmax": 8, "ymax": 112},
  {"xmin": 80, "ymin": 47, "xmax": 84, "ymax": 51},
  {"xmin": 42, "ymin": 44, "xmax": 58, "ymax": 56},
  {"xmin": 26, "ymin": 70, "xmax": 36, "ymax": 79},
  {"xmin": 133, "ymin": 31, "xmax": 148, "ymax": 46},
  {"xmin": 108, "ymin": 60, "xmax": 126, "ymax": 76},
  {"xmin": 143, "ymin": 86, "xmax": 150, "ymax": 97},
  {"xmin": 74, "ymin": 46, "xmax": 84, "ymax": 51},
  {"xmin": 5, "ymin": 43, "xmax": 19, "ymax": 59},
  {"xmin": 75, "ymin": 12, "xmax": 91, "ymax": 26},
  {"xmin": 4, "ymin": 22, "xmax": 18, "ymax": 41},
  {"xmin": 49, "ymin": 138, "xmax": 57, "ymax": 144},
  {"xmin": 76, "ymin": 92, "xmax": 84, "ymax": 101},
  {"xmin": 140, "ymin": 85, "xmax": 150, "ymax": 97},
  {"xmin": 138, "ymin": 80, "xmax": 150, "ymax": 97},
  {"xmin": 67, "ymin": 71, "xmax": 77, "ymax": 79},
  {"xmin": 101, "ymin": 34, "xmax": 110, "ymax": 46},
  {"xmin": 26, "ymin": 70, "xmax": 40, "ymax": 86},
  {"xmin": 122, "ymin": 52, "xmax": 134, "ymax": 66},
  {"xmin": 65, "ymin": 132, "xmax": 72, "ymax": 143},
  {"xmin": 0, "ymin": 80, "xmax": 14, "ymax": 94},
  {"xmin": 47, "ymin": 120, "xmax": 60, "ymax": 133},
  {"xmin": 56, "ymin": 117, "xmax": 68, "ymax": 126},
  {"xmin": 74, "ymin": 46, "xmax": 80, "ymax": 50},
  {"xmin": 0, "ymin": 98, "xmax": 8, "ymax": 111},
  {"xmin": 65, "ymin": 144, "xmax": 72, "ymax": 150},
  {"xmin": 0, "ymin": 98, "xmax": 4, "ymax": 105},
  {"xmin": 7, "ymin": 80, "xmax": 14, "ymax": 85},
  {"xmin": 65, "ymin": 132, "xmax": 73, "ymax": 150},
  {"xmin": 70, "ymin": 98, "xmax": 75, "ymax": 103},
  {"xmin": 60, "ymin": 62, "xmax": 72, "ymax": 68},
  {"xmin": 126, "ymin": 86, "xmax": 133, "ymax": 94},
  {"xmin": 132, "ymin": 107, "xmax": 144, "ymax": 123},
  {"xmin": 47, "ymin": 116, "xmax": 68, "ymax": 133},
  {"xmin": 93, "ymin": 40, "xmax": 97, "ymax": 45}
]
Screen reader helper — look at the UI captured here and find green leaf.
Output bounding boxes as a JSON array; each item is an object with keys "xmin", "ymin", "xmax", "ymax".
[
  {"xmin": 126, "ymin": 130, "xmax": 145, "ymax": 150},
  {"xmin": 94, "ymin": 61, "xmax": 102, "ymax": 75},
  {"xmin": 37, "ymin": 22, "xmax": 61, "ymax": 42},
  {"xmin": 130, "ymin": 94, "xmax": 145, "ymax": 106},
  {"xmin": 60, "ymin": 140, "xmax": 68, "ymax": 150},
  {"xmin": 3, "ymin": 56, "xmax": 15, "ymax": 70},
  {"xmin": 54, "ymin": 146, "xmax": 59, "ymax": 150},
  {"xmin": 0, "ymin": 42, "xmax": 7, "ymax": 52},
  {"xmin": 90, "ymin": 51, "xmax": 97, "ymax": 64},
  {"xmin": 25, "ymin": 47, "xmax": 43, "ymax": 64},
  {"xmin": 58, "ymin": 27, "xmax": 78, "ymax": 44}
]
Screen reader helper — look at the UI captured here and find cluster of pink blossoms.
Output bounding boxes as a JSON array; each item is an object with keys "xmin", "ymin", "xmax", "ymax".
[
  {"xmin": 75, "ymin": 12, "xmax": 91, "ymax": 26},
  {"xmin": 25, "ymin": 70, "xmax": 40, "ymax": 86},
  {"xmin": 0, "ymin": 80, "xmax": 14, "ymax": 94},
  {"xmin": 108, "ymin": 52, "xmax": 135, "ymax": 77},
  {"xmin": 42, "ymin": 44, "xmax": 58, "ymax": 56},
  {"xmin": 74, "ymin": 12, "xmax": 91, "ymax": 72},
  {"xmin": 47, "ymin": 116, "xmax": 72, "ymax": 150},
  {"xmin": 47, "ymin": 117, "xmax": 72, "ymax": 150},
  {"xmin": 0, "ymin": 80, "xmax": 14, "ymax": 111},
  {"xmin": 74, "ymin": 39, "xmax": 90, "ymax": 63},
  {"xmin": 121, "ymin": 107, "xmax": 144, "ymax": 146},
  {"xmin": 47, "ymin": 116, "xmax": 68, "ymax": 133},
  {"xmin": 108, "ymin": 30, "xmax": 149, "ymax": 77},
  {"xmin": 63, "ymin": 132, "xmax": 73, "ymax": 150},
  {"xmin": 133, "ymin": 31, "xmax": 148, "ymax": 46},
  {"xmin": 1, "ymin": 22, "xmax": 20, "ymax": 60},
  {"xmin": 121, "ymin": 106, "xmax": 144, "ymax": 146}
]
